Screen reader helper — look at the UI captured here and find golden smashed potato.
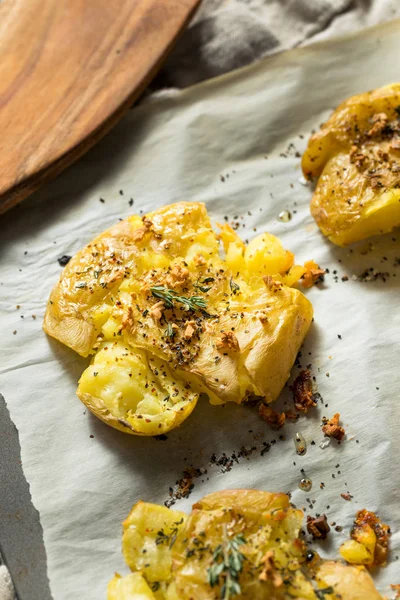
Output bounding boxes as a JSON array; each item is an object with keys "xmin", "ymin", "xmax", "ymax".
[
  {"xmin": 108, "ymin": 489, "xmax": 384, "ymax": 600},
  {"xmin": 340, "ymin": 509, "xmax": 390, "ymax": 568},
  {"xmin": 302, "ymin": 83, "xmax": 400, "ymax": 246},
  {"xmin": 44, "ymin": 202, "xmax": 313, "ymax": 435}
]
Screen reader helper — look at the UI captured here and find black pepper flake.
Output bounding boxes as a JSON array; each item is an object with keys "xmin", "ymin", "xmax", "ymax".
[{"xmin": 58, "ymin": 255, "xmax": 72, "ymax": 266}]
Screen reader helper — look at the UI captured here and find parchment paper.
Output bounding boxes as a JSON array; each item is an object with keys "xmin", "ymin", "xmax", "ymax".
[{"xmin": 1, "ymin": 19, "xmax": 399, "ymax": 600}]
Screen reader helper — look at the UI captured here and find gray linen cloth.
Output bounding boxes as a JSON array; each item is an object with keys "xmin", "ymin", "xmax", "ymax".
[{"xmin": 1, "ymin": 0, "xmax": 400, "ymax": 598}]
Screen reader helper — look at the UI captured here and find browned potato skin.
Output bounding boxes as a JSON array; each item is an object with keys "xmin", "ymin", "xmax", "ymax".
[{"xmin": 302, "ymin": 84, "xmax": 400, "ymax": 246}]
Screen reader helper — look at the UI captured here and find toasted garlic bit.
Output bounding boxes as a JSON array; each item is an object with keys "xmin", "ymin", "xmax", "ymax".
[
  {"xmin": 216, "ymin": 331, "xmax": 240, "ymax": 352},
  {"xmin": 149, "ymin": 300, "xmax": 165, "ymax": 322},
  {"xmin": 131, "ymin": 216, "xmax": 153, "ymax": 242},
  {"xmin": 183, "ymin": 321, "xmax": 196, "ymax": 341},
  {"xmin": 121, "ymin": 306, "xmax": 135, "ymax": 334},
  {"xmin": 166, "ymin": 264, "xmax": 190, "ymax": 289}
]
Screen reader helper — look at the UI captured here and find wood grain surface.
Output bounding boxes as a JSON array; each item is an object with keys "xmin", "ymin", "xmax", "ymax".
[{"xmin": 0, "ymin": 0, "xmax": 200, "ymax": 214}]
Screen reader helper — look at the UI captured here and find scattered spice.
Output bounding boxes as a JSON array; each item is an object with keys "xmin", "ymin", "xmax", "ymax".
[{"xmin": 165, "ymin": 467, "xmax": 205, "ymax": 508}]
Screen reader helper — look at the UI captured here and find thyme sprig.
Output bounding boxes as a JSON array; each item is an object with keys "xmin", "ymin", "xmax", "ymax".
[
  {"xmin": 150, "ymin": 285, "xmax": 209, "ymax": 314},
  {"xmin": 207, "ymin": 527, "xmax": 246, "ymax": 599}
]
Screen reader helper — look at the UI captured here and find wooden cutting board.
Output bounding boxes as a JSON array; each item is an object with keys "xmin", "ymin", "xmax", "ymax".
[{"xmin": 0, "ymin": 0, "xmax": 200, "ymax": 214}]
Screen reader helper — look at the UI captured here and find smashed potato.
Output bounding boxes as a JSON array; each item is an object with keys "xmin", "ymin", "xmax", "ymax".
[
  {"xmin": 302, "ymin": 83, "xmax": 400, "ymax": 245},
  {"xmin": 108, "ymin": 489, "xmax": 384, "ymax": 600},
  {"xmin": 44, "ymin": 202, "xmax": 313, "ymax": 435},
  {"xmin": 340, "ymin": 509, "xmax": 390, "ymax": 567}
]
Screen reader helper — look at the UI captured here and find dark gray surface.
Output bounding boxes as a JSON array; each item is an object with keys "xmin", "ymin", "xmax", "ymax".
[{"xmin": 0, "ymin": 395, "xmax": 52, "ymax": 600}]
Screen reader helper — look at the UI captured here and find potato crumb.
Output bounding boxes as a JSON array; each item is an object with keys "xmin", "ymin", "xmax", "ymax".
[
  {"xmin": 322, "ymin": 413, "xmax": 345, "ymax": 441},
  {"xmin": 341, "ymin": 493, "xmax": 353, "ymax": 501},
  {"xmin": 292, "ymin": 369, "xmax": 317, "ymax": 413},
  {"xmin": 302, "ymin": 260, "xmax": 325, "ymax": 288},
  {"xmin": 390, "ymin": 584, "xmax": 400, "ymax": 599},
  {"xmin": 258, "ymin": 405, "xmax": 286, "ymax": 430}
]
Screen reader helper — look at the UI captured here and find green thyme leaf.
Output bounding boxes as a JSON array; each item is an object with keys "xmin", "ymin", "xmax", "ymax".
[
  {"xmin": 229, "ymin": 278, "xmax": 240, "ymax": 295},
  {"xmin": 165, "ymin": 322, "xmax": 176, "ymax": 338},
  {"xmin": 315, "ymin": 588, "xmax": 334, "ymax": 599},
  {"xmin": 194, "ymin": 283, "xmax": 212, "ymax": 293}
]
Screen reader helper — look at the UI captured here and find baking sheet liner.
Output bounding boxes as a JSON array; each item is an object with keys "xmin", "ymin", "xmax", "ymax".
[{"xmin": 0, "ymin": 18, "xmax": 399, "ymax": 599}]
